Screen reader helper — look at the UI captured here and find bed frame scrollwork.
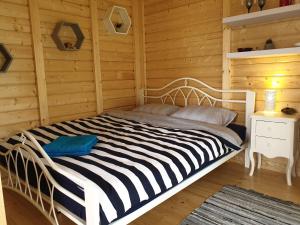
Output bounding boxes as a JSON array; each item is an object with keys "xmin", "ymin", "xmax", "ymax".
[
  {"xmin": 0, "ymin": 131, "xmax": 100, "ymax": 225},
  {"xmin": 0, "ymin": 77, "xmax": 255, "ymax": 225},
  {"xmin": 143, "ymin": 78, "xmax": 255, "ymax": 141}
]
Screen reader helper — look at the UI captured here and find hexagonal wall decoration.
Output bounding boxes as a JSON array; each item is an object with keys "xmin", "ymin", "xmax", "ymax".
[
  {"xmin": 0, "ymin": 44, "xmax": 13, "ymax": 73},
  {"xmin": 103, "ymin": 6, "xmax": 132, "ymax": 35},
  {"xmin": 51, "ymin": 21, "xmax": 85, "ymax": 51}
]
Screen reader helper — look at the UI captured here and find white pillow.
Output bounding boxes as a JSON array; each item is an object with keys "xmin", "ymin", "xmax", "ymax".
[
  {"xmin": 170, "ymin": 105, "xmax": 237, "ymax": 126},
  {"xmin": 133, "ymin": 104, "xmax": 180, "ymax": 116}
]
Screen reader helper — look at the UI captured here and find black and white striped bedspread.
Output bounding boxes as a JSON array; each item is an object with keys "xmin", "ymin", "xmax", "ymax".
[{"xmin": 0, "ymin": 114, "xmax": 240, "ymax": 224}]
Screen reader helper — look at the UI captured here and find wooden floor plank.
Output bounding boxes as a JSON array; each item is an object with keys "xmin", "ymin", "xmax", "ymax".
[{"xmin": 3, "ymin": 162, "xmax": 300, "ymax": 225}]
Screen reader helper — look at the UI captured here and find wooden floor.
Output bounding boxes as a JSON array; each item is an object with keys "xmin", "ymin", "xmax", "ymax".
[{"xmin": 3, "ymin": 162, "xmax": 300, "ymax": 225}]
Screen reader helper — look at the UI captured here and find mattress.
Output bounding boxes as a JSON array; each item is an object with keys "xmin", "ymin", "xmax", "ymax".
[
  {"xmin": 0, "ymin": 111, "xmax": 242, "ymax": 225},
  {"xmin": 227, "ymin": 123, "xmax": 247, "ymax": 142}
]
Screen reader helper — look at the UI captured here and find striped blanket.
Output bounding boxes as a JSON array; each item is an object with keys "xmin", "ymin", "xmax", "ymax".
[{"xmin": 0, "ymin": 113, "xmax": 240, "ymax": 224}]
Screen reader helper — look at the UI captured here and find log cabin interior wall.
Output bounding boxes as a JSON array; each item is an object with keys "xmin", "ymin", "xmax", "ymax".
[
  {"xmin": 99, "ymin": 1, "xmax": 137, "ymax": 111},
  {"xmin": 144, "ymin": 0, "xmax": 300, "ymax": 174},
  {"xmin": 229, "ymin": 0, "xmax": 300, "ymax": 174},
  {"xmin": 230, "ymin": 0, "xmax": 300, "ymax": 115},
  {"xmin": 0, "ymin": 0, "xmax": 40, "ymax": 138},
  {"xmin": 144, "ymin": 0, "xmax": 223, "ymax": 94},
  {"xmin": 0, "ymin": 0, "xmax": 300, "ymax": 174},
  {"xmin": 0, "ymin": 0, "xmax": 138, "ymax": 138}
]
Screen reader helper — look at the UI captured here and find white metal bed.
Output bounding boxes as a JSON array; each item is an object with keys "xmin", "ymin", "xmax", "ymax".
[{"xmin": 0, "ymin": 78, "xmax": 255, "ymax": 225}]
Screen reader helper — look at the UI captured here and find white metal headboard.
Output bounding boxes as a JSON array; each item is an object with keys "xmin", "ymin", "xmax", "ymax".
[{"xmin": 141, "ymin": 77, "xmax": 255, "ymax": 139}]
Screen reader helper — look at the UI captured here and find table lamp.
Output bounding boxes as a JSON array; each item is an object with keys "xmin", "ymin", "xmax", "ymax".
[{"xmin": 265, "ymin": 90, "xmax": 276, "ymax": 112}]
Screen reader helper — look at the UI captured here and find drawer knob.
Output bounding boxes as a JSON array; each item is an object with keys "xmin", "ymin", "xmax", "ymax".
[
  {"xmin": 267, "ymin": 126, "xmax": 271, "ymax": 131},
  {"xmin": 267, "ymin": 143, "xmax": 271, "ymax": 147}
]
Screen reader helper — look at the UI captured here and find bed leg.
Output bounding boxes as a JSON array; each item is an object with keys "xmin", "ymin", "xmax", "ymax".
[
  {"xmin": 85, "ymin": 182, "xmax": 100, "ymax": 225},
  {"xmin": 244, "ymin": 148, "xmax": 250, "ymax": 168}
]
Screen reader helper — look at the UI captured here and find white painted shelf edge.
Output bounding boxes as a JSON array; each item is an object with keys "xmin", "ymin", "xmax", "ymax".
[
  {"xmin": 103, "ymin": 6, "xmax": 132, "ymax": 35},
  {"xmin": 227, "ymin": 47, "xmax": 300, "ymax": 59},
  {"xmin": 223, "ymin": 4, "xmax": 300, "ymax": 27}
]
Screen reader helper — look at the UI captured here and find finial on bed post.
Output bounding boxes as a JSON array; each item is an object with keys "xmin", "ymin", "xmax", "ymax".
[
  {"xmin": 245, "ymin": 91, "xmax": 256, "ymax": 168},
  {"xmin": 184, "ymin": 79, "xmax": 188, "ymax": 87}
]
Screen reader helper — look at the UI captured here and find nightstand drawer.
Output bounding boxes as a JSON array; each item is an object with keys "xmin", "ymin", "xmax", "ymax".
[
  {"xmin": 256, "ymin": 120, "xmax": 288, "ymax": 139},
  {"xmin": 255, "ymin": 136, "xmax": 289, "ymax": 158}
]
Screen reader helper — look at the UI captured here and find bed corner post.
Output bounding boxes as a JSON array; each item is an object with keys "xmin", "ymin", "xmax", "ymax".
[
  {"xmin": 244, "ymin": 91, "xmax": 256, "ymax": 168},
  {"xmin": 85, "ymin": 181, "xmax": 100, "ymax": 225}
]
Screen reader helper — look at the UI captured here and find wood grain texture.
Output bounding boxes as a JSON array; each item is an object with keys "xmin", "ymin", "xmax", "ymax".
[
  {"xmin": 144, "ymin": 0, "xmax": 300, "ymax": 175},
  {"xmin": 0, "ymin": 0, "xmax": 138, "ymax": 138},
  {"xmin": 3, "ymin": 162, "xmax": 300, "ymax": 225},
  {"xmin": 99, "ymin": 0, "xmax": 137, "ymax": 110},
  {"xmin": 40, "ymin": 0, "xmax": 96, "ymax": 122},
  {"xmin": 229, "ymin": 1, "xmax": 300, "ymax": 174},
  {"xmin": 29, "ymin": 0, "xmax": 49, "ymax": 125},
  {"xmin": 222, "ymin": 0, "xmax": 232, "ymax": 109},
  {"xmin": 144, "ymin": 0, "xmax": 223, "ymax": 93},
  {"xmin": 0, "ymin": 0, "xmax": 298, "ymax": 177},
  {"xmin": 133, "ymin": 0, "xmax": 146, "ymax": 105},
  {"xmin": 90, "ymin": 0, "xmax": 103, "ymax": 114},
  {"xmin": 0, "ymin": 0, "xmax": 40, "ymax": 138}
]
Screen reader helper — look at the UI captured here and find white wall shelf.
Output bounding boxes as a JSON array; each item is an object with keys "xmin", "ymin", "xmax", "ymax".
[
  {"xmin": 223, "ymin": 4, "xmax": 300, "ymax": 27},
  {"xmin": 227, "ymin": 47, "xmax": 300, "ymax": 59}
]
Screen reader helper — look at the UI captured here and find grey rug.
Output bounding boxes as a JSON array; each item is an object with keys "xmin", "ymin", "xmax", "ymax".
[{"xmin": 180, "ymin": 185, "xmax": 300, "ymax": 225}]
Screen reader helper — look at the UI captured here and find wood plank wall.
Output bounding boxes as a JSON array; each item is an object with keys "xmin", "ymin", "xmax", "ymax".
[
  {"xmin": 0, "ymin": 0, "xmax": 138, "ymax": 138},
  {"xmin": 144, "ymin": 0, "xmax": 223, "ymax": 91},
  {"xmin": 0, "ymin": 0, "xmax": 40, "ymax": 138},
  {"xmin": 144, "ymin": 0, "xmax": 300, "ymax": 174},
  {"xmin": 40, "ymin": 0, "xmax": 96, "ymax": 123},
  {"xmin": 1, "ymin": 0, "xmax": 299, "ymax": 174},
  {"xmin": 230, "ymin": 0, "xmax": 300, "ymax": 174},
  {"xmin": 98, "ymin": 0, "xmax": 136, "ymax": 111},
  {"xmin": 231, "ymin": 0, "xmax": 300, "ymax": 114}
]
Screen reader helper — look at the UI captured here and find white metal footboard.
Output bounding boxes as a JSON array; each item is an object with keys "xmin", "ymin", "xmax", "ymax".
[{"xmin": 0, "ymin": 131, "xmax": 100, "ymax": 225}]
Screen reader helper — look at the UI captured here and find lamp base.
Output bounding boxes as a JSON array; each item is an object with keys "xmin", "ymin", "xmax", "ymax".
[{"xmin": 265, "ymin": 90, "xmax": 276, "ymax": 112}]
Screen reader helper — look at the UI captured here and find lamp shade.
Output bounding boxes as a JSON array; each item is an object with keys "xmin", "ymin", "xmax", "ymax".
[{"xmin": 265, "ymin": 90, "xmax": 276, "ymax": 111}]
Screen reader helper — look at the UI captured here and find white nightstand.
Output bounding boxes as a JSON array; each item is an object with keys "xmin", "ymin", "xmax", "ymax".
[{"xmin": 249, "ymin": 111, "xmax": 300, "ymax": 186}]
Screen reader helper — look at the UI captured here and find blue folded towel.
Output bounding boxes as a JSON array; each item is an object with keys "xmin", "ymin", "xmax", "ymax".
[{"xmin": 43, "ymin": 135, "xmax": 98, "ymax": 157}]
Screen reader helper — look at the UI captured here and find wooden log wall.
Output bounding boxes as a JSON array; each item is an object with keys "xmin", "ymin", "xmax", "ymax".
[
  {"xmin": 230, "ymin": 0, "xmax": 300, "ymax": 174},
  {"xmin": 0, "ymin": 0, "xmax": 40, "ymax": 138},
  {"xmin": 98, "ymin": 0, "xmax": 137, "ymax": 111},
  {"xmin": 1, "ymin": 0, "xmax": 299, "ymax": 175},
  {"xmin": 40, "ymin": 0, "xmax": 96, "ymax": 123},
  {"xmin": 144, "ymin": 0, "xmax": 223, "ymax": 91},
  {"xmin": 0, "ymin": 0, "xmax": 140, "ymax": 138},
  {"xmin": 144, "ymin": 0, "xmax": 300, "ymax": 174},
  {"xmin": 231, "ymin": 0, "xmax": 300, "ymax": 114}
]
